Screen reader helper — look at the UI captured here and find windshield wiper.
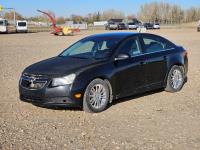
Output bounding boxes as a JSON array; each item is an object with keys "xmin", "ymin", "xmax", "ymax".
[{"xmin": 69, "ymin": 56, "xmax": 90, "ymax": 59}]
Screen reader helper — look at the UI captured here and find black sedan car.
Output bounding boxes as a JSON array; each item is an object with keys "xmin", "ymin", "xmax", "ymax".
[
  {"xmin": 117, "ymin": 23, "xmax": 127, "ymax": 30},
  {"xmin": 19, "ymin": 32, "xmax": 188, "ymax": 113},
  {"xmin": 143, "ymin": 23, "xmax": 154, "ymax": 29}
]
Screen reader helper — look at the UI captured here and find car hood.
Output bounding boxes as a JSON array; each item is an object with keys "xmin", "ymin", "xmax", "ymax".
[{"xmin": 23, "ymin": 56, "xmax": 103, "ymax": 77}]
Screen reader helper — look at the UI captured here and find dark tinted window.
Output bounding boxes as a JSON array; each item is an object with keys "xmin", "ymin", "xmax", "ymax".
[
  {"xmin": 118, "ymin": 37, "xmax": 141, "ymax": 56},
  {"xmin": 18, "ymin": 22, "xmax": 27, "ymax": 26},
  {"xmin": 142, "ymin": 35, "xmax": 174, "ymax": 53},
  {"xmin": 0, "ymin": 20, "xmax": 7, "ymax": 26}
]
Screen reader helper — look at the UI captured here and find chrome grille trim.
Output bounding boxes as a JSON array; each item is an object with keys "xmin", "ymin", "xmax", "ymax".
[{"xmin": 20, "ymin": 73, "xmax": 49, "ymax": 90}]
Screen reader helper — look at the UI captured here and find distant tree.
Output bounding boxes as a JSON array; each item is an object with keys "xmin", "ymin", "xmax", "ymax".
[
  {"xmin": 57, "ymin": 17, "xmax": 65, "ymax": 24},
  {"xmin": 70, "ymin": 14, "xmax": 83, "ymax": 23},
  {"xmin": 3, "ymin": 11, "xmax": 23, "ymax": 20},
  {"xmin": 95, "ymin": 12, "xmax": 101, "ymax": 21},
  {"xmin": 101, "ymin": 9, "xmax": 125, "ymax": 20},
  {"xmin": 184, "ymin": 7, "xmax": 200, "ymax": 22},
  {"xmin": 127, "ymin": 14, "xmax": 136, "ymax": 20},
  {"xmin": 85, "ymin": 13, "xmax": 92, "ymax": 24},
  {"xmin": 25, "ymin": 4, "xmax": 200, "ymax": 25},
  {"xmin": 138, "ymin": 2, "xmax": 200, "ymax": 24}
]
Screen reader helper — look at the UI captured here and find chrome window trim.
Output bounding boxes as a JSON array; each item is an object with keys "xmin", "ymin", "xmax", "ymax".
[{"xmin": 131, "ymin": 47, "xmax": 175, "ymax": 58}]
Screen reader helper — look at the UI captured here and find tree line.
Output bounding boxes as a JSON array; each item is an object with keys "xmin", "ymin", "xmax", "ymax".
[
  {"xmin": 138, "ymin": 2, "xmax": 200, "ymax": 24},
  {"xmin": 1, "ymin": 2, "xmax": 200, "ymax": 24}
]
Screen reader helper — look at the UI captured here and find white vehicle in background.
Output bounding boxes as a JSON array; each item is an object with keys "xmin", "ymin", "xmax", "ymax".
[
  {"xmin": 153, "ymin": 23, "xmax": 160, "ymax": 29},
  {"xmin": 0, "ymin": 18, "xmax": 8, "ymax": 33},
  {"xmin": 128, "ymin": 22, "xmax": 138, "ymax": 30},
  {"xmin": 16, "ymin": 20, "xmax": 28, "ymax": 33}
]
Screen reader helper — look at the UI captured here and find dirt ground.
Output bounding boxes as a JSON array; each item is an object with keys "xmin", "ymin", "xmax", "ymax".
[{"xmin": 0, "ymin": 29, "xmax": 200, "ymax": 150}]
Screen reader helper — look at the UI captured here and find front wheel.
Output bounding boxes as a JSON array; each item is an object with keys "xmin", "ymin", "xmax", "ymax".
[
  {"xmin": 83, "ymin": 79, "xmax": 110, "ymax": 113},
  {"xmin": 165, "ymin": 65, "xmax": 185, "ymax": 93}
]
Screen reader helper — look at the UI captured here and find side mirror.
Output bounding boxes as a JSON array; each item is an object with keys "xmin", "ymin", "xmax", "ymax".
[{"xmin": 114, "ymin": 53, "xmax": 130, "ymax": 61}]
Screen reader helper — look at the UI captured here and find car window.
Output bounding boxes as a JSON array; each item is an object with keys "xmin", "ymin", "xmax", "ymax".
[
  {"xmin": 0, "ymin": 21, "xmax": 3, "ymax": 26},
  {"xmin": 118, "ymin": 37, "xmax": 141, "ymax": 56},
  {"xmin": 60, "ymin": 37, "xmax": 121, "ymax": 59},
  {"xmin": 142, "ymin": 35, "xmax": 173, "ymax": 53},
  {"xmin": 68, "ymin": 41, "xmax": 95, "ymax": 55},
  {"xmin": 18, "ymin": 22, "xmax": 27, "ymax": 26},
  {"xmin": 98, "ymin": 41, "xmax": 108, "ymax": 51}
]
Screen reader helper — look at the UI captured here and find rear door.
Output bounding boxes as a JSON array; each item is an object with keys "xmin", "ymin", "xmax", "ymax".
[{"xmin": 140, "ymin": 34, "xmax": 173, "ymax": 87}]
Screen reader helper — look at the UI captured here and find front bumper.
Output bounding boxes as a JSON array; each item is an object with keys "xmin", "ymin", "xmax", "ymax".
[
  {"xmin": 20, "ymin": 95, "xmax": 81, "ymax": 107},
  {"xmin": 19, "ymin": 84, "xmax": 82, "ymax": 107},
  {"xmin": 16, "ymin": 30, "xmax": 28, "ymax": 33}
]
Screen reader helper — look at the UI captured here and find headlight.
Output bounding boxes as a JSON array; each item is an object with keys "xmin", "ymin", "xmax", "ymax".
[{"xmin": 52, "ymin": 74, "xmax": 76, "ymax": 87}]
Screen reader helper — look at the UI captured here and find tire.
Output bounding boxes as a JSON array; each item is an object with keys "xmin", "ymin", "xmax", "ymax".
[
  {"xmin": 58, "ymin": 32, "xmax": 63, "ymax": 36},
  {"xmin": 165, "ymin": 65, "xmax": 185, "ymax": 93},
  {"xmin": 83, "ymin": 79, "xmax": 110, "ymax": 113}
]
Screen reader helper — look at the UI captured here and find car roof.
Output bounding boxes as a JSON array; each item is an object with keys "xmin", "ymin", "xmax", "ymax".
[
  {"xmin": 86, "ymin": 32, "xmax": 175, "ymax": 45},
  {"xmin": 87, "ymin": 32, "xmax": 139, "ymax": 39}
]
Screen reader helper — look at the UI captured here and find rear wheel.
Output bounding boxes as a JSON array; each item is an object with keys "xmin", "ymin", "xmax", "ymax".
[
  {"xmin": 83, "ymin": 79, "xmax": 110, "ymax": 113},
  {"xmin": 165, "ymin": 65, "xmax": 185, "ymax": 92}
]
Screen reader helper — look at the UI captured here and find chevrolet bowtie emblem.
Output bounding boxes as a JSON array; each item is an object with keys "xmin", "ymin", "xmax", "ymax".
[{"xmin": 29, "ymin": 77, "xmax": 36, "ymax": 88}]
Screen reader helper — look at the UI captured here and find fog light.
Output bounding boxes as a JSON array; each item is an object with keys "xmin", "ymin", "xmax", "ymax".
[{"xmin": 74, "ymin": 93, "xmax": 82, "ymax": 99}]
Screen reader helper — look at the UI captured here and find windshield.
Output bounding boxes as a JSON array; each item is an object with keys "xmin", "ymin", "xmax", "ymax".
[
  {"xmin": 0, "ymin": 21, "xmax": 3, "ymax": 25},
  {"xmin": 60, "ymin": 36, "xmax": 121, "ymax": 59},
  {"xmin": 0, "ymin": 20, "xmax": 7, "ymax": 26},
  {"xmin": 18, "ymin": 22, "xmax": 27, "ymax": 26}
]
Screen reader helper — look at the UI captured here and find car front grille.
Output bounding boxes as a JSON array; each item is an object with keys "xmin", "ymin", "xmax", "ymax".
[{"xmin": 20, "ymin": 73, "xmax": 49, "ymax": 90}]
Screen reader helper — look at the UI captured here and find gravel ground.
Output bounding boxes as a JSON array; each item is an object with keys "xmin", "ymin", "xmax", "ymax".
[{"xmin": 0, "ymin": 29, "xmax": 200, "ymax": 150}]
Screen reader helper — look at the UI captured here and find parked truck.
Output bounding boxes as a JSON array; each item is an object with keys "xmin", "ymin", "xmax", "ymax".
[
  {"xmin": 16, "ymin": 20, "xmax": 28, "ymax": 33},
  {"xmin": 0, "ymin": 18, "xmax": 8, "ymax": 33}
]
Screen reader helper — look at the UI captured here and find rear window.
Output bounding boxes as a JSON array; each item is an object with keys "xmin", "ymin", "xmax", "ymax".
[
  {"xmin": 142, "ymin": 35, "xmax": 174, "ymax": 53},
  {"xmin": 18, "ymin": 22, "xmax": 27, "ymax": 26}
]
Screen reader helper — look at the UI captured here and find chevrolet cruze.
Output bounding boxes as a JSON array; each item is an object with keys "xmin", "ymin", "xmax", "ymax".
[{"xmin": 19, "ymin": 32, "xmax": 188, "ymax": 113}]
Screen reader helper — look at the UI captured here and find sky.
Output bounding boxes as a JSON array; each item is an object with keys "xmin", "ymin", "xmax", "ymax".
[{"xmin": 0, "ymin": 0, "xmax": 200, "ymax": 17}]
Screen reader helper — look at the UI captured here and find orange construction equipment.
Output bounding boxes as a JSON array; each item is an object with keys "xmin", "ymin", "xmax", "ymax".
[{"xmin": 37, "ymin": 10, "xmax": 80, "ymax": 36}]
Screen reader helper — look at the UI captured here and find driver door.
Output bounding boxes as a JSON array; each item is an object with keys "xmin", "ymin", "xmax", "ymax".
[{"xmin": 114, "ymin": 36, "xmax": 146, "ymax": 98}]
